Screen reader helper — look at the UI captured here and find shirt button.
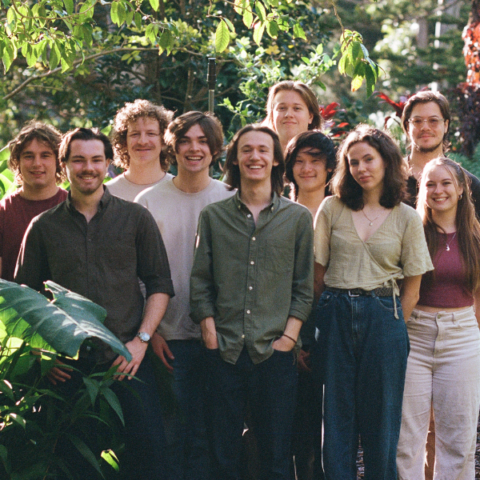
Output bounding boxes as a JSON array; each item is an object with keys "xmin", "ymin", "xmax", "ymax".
[
  {"xmin": 252, "ymin": 237, "xmax": 256, "ymax": 241},
  {"xmin": 249, "ymin": 286, "xmax": 253, "ymax": 290},
  {"xmin": 242, "ymin": 334, "xmax": 245, "ymax": 339},
  {"xmin": 250, "ymin": 261, "xmax": 254, "ymax": 265},
  {"xmin": 246, "ymin": 310, "xmax": 251, "ymax": 314},
  {"xmin": 247, "ymin": 214, "xmax": 252, "ymax": 218}
]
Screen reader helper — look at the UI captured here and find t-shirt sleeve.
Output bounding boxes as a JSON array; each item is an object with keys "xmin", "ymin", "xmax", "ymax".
[
  {"xmin": 400, "ymin": 208, "xmax": 434, "ymax": 277},
  {"xmin": 135, "ymin": 207, "xmax": 175, "ymax": 298},
  {"xmin": 313, "ymin": 197, "xmax": 332, "ymax": 267}
]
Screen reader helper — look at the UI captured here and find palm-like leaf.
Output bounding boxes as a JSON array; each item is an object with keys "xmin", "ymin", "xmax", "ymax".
[{"xmin": 0, "ymin": 279, "xmax": 132, "ymax": 361}]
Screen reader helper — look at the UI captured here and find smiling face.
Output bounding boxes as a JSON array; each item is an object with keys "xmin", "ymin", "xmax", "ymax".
[
  {"xmin": 272, "ymin": 90, "xmax": 313, "ymax": 147},
  {"xmin": 175, "ymin": 123, "xmax": 214, "ymax": 178},
  {"xmin": 408, "ymin": 102, "xmax": 448, "ymax": 155},
  {"xmin": 292, "ymin": 147, "xmax": 330, "ymax": 195},
  {"xmin": 347, "ymin": 142, "xmax": 386, "ymax": 195},
  {"xmin": 19, "ymin": 138, "xmax": 58, "ymax": 195},
  {"xmin": 235, "ymin": 130, "xmax": 279, "ymax": 187},
  {"xmin": 126, "ymin": 117, "xmax": 162, "ymax": 167},
  {"xmin": 424, "ymin": 164, "xmax": 462, "ymax": 217},
  {"xmin": 64, "ymin": 139, "xmax": 109, "ymax": 197}
]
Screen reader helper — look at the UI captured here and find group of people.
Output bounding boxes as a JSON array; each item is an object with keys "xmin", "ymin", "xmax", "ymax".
[{"xmin": 1, "ymin": 83, "xmax": 480, "ymax": 480}]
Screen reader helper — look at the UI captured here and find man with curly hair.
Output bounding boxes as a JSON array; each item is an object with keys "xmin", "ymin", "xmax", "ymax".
[
  {"xmin": 0, "ymin": 121, "xmax": 67, "ymax": 281},
  {"xmin": 107, "ymin": 99, "xmax": 174, "ymax": 201}
]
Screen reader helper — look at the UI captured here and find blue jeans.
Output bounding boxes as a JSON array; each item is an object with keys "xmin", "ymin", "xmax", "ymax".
[
  {"xmin": 204, "ymin": 347, "xmax": 298, "ymax": 480},
  {"xmin": 312, "ymin": 290, "xmax": 409, "ymax": 480},
  {"xmin": 163, "ymin": 339, "xmax": 210, "ymax": 480}
]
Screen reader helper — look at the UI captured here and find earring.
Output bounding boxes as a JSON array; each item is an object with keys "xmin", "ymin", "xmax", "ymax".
[{"xmin": 459, "ymin": 194, "xmax": 463, "ymax": 199}]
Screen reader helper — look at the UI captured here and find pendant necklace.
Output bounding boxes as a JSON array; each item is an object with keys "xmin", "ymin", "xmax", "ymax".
[
  {"xmin": 445, "ymin": 232, "xmax": 457, "ymax": 252},
  {"xmin": 362, "ymin": 208, "xmax": 382, "ymax": 226}
]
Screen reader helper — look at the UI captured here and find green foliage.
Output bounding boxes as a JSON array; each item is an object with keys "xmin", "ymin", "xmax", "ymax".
[
  {"xmin": 0, "ymin": 280, "xmax": 132, "ymax": 361},
  {"xmin": 0, "ymin": 280, "xmax": 132, "ymax": 478}
]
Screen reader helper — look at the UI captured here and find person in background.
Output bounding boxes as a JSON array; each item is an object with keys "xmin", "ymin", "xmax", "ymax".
[
  {"xmin": 264, "ymin": 81, "xmax": 323, "ymax": 152},
  {"xmin": 107, "ymin": 99, "xmax": 174, "ymax": 201},
  {"xmin": 397, "ymin": 157, "xmax": 480, "ymax": 480},
  {"xmin": 0, "ymin": 121, "xmax": 67, "ymax": 281},
  {"xmin": 401, "ymin": 90, "xmax": 480, "ymax": 479},
  {"xmin": 135, "ymin": 111, "xmax": 234, "ymax": 480},
  {"xmin": 284, "ymin": 130, "xmax": 336, "ymax": 480},
  {"xmin": 312, "ymin": 125, "xmax": 433, "ymax": 479},
  {"xmin": 190, "ymin": 124, "xmax": 314, "ymax": 480}
]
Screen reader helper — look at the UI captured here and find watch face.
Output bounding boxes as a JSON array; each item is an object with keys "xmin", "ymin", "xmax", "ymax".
[{"xmin": 137, "ymin": 332, "xmax": 150, "ymax": 342}]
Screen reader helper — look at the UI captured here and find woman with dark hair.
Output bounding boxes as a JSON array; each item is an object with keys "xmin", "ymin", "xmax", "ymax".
[
  {"xmin": 312, "ymin": 125, "xmax": 433, "ymax": 478},
  {"xmin": 284, "ymin": 130, "xmax": 335, "ymax": 480},
  {"xmin": 265, "ymin": 81, "xmax": 322, "ymax": 152},
  {"xmin": 397, "ymin": 157, "xmax": 480, "ymax": 480}
]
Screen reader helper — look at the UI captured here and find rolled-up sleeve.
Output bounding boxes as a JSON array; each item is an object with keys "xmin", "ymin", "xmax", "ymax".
[
  {"xmin": 136, "ymin": 208, "xmax": 175, "ymax": 298},
  {"xmin": 288, "ymin": 210, "xmax": 314, "ymax": 322},
  {"xmin": 314, "ymin": 197, "xmax": 332, "ymax": 267}
]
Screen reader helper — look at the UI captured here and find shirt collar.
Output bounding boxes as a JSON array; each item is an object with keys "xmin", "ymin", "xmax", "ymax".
[
  {"xmin": 233, "ymin": 190, "xmax": 280, "ymax": 213},
  {"xmin": 66, "ymin": 186, "xmax": 111, "ymax": 214}
]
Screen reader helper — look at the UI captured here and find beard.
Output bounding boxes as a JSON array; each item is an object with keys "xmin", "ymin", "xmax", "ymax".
[{"xmin": 413, "ymin": 138, "xmax": 444, "ymax": 154}]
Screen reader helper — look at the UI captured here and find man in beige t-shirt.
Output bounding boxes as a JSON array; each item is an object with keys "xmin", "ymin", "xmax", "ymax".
[
  {"xmin": 135, "ymin": 111, "xmax": 234, "ymax": 479},
  {"xmin": 107, "ymin": 99, "xmax": 174, "ymax": 201}
]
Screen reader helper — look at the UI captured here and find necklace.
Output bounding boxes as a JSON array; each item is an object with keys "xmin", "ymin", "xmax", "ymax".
[
  {"xmin": 445, "ymin": 232, "xmax": 457, "ymax": 252},
  {"xmin": 361, "ymin": 208, "xmax": 382, "ymax": 226}
]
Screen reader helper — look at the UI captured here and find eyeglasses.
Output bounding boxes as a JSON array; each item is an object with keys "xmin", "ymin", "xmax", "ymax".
[{"xmin": 408, "ymin": 117, "xmax": 445, "ymax": 129}]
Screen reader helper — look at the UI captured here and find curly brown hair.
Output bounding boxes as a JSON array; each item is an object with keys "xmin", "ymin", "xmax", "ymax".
[
  {"xmin": 111, "ymin": 99, "xmax": 174, "ymax": 170},
  {"xmin": 8, "ymin": 121, "xmax": 64, "ymax": 185},
  {"xmin": 332, "ymin": 124, "xmax": 408, "ymax": 210}
]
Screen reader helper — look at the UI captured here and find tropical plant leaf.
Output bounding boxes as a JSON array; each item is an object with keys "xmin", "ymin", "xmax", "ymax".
[{"xmin": 0, "ymin": 280, "xmax": 132, "ymax": 361}]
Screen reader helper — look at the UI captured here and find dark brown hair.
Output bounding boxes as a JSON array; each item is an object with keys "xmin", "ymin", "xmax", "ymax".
[
  {"xmin": 224, "ymin": 124, "xmax": 285, "ymax": 196},
  {"xmin": 265, "ymin": 81, "xmax": 323, "ymax": 131},
  {"xmin": 8, "ymin": 121, "xmax": 64, "ymax": 184},
  {"xmin": 401, "ymin": 91, "xmax": 451, "ymax": 152},
  {"xmin": 417, "ymin": 156, "xmax": 480, "ymax": 291},
  {"xmin": 111, "ymin": 99, "xmax": 174, "ymax": 170},
  {"xmin": 59, "ymin": 128, "xmax": 114, "ymax": 163},
  {"xmin": 333, "ymin": 124, "xmax": 408, "ymax": 210},
  {"xmin": 164, "ymin": 111, "xmax": 224, "ymax": 166},
  {"xmin": 285, "ymin": 130, "xmax": 336, "ymax": 200}
]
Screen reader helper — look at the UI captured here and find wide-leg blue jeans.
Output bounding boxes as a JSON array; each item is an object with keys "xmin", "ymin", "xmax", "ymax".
[
  {"xmin": 312, "ymin": 290, "xmax": 409, "ymax": 480},
  {"xmin": 204, "ymin": 346, "xmax": 298, "ymax": 480}
]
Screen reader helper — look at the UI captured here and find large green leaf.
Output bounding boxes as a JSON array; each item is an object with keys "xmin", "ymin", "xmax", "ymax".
[{"xmin": 0, "ymin": 280, "xmax": 131, "ymax": 361}]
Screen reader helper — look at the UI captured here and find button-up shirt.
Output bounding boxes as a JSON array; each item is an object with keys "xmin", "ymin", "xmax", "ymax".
[
  {"xmin": 15, "ymin": 187, "xmax": 174, "ymax": 363},
  {"xmin": 190, "ymin": 192, "xmax": 314, "ymax": 365}
]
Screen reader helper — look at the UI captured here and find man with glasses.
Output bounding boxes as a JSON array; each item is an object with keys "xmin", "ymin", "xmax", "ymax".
[
  {"xmin": 401, "ymin": 90, "xmax": 480, "ymax": 215},
  {"xmin": 400, "ymin": 90, "xmax": 480, "ymax": 479}
]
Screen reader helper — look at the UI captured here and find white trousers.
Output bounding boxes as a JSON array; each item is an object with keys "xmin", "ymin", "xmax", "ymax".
[{"xmin": 397, "ymin": 307, "xmax": 480, "ymax": 480}]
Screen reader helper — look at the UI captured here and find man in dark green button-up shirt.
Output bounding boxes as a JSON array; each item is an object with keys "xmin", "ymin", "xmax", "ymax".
[{"xmin": 190, "ymin": 124, "xmax": 314, "ymax": 480}]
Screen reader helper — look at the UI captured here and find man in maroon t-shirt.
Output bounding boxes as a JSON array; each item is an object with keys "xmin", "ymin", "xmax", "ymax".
[{"xmin": 0, "ymin": 121, "xmax": 67, "ymax": 281}]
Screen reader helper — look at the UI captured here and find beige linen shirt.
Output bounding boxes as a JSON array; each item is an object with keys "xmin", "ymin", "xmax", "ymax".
[{"xmin": 314, "ymin": 196, "xmax": 433, "ymax": 291}]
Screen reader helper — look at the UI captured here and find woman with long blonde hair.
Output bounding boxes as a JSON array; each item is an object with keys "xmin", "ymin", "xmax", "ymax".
[{"xmin": 397, "ymin": 157, "xmax": 480, "ymax": 479}]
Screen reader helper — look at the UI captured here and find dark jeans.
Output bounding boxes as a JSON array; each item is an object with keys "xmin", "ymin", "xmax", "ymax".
[
  {"xmin": 57, "ymin": 355, "xmax": 169, "ymax": 480},
  {"xmin": 204, "ymin": 347, "xmax": 298, "ymax": 480},
  {"xmin": 312, "ymin": 290, "xmax": 409, "ymax": 480},
  {"xmin": 163, "ymin": 339, "xmax": 210, "ymax": 480}
]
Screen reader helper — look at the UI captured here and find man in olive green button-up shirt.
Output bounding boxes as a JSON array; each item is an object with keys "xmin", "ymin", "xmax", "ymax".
[{"xmin": 190, "ymin": 124, "xmax": 314, "ymax": 480}]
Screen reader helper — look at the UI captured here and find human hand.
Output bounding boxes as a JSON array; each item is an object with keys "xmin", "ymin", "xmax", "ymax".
[
  {"xmin": 46, "ymin": 359, "xmax": 73, "ymax": 385},
  {"xmin": 297, "ymin": 349, "xmax": 311, "ymax": 372},
  {"xmin": 200, "ymin": 317, "xmax": 218, "ymax": 350},
  {"xmin": 111, "ymin": 337, "xmax": 148, "ymax": 381},
  {"xmin": 272, "ymin": 335, "xmax": 296, "ymax": 352},
  {"xmin": 151, "ymin": 333, "xmax": 174, "ymax": 373}
]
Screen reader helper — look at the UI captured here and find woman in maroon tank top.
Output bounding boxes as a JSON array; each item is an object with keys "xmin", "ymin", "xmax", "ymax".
[{"xmin": 397, "ymin": 157, "xmax": 480, "ymax": 480}]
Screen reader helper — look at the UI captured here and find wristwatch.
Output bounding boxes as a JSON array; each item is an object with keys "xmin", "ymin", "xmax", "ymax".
[{"xmin": 136, "ymin": 331, "xmax": 151, "ymax": 343}]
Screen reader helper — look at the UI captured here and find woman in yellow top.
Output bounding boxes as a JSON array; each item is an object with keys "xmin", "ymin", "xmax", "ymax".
[{"xmin": 312, "ymin": 125, "xmax": 433, "ymax": 479}]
